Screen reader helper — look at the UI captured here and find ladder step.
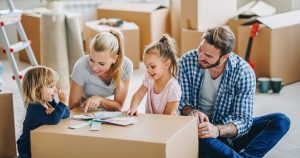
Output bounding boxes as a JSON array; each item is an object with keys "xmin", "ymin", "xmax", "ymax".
[
  {"xmin": 2, "ymin": 40, "xmax": 31, "ymax": 54},
  {"xmin": 0, "ymin": 16, "xmax": 21, "ymax": 26},
  {"xmin": 0, "ymin": 9, "xmax": 22, "ymax": 17},
  {"xmin": 12, "ymin": 66, "xmax": 35, "ymax": 80}
]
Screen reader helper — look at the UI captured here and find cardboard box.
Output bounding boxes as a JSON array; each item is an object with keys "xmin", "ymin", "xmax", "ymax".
[
  {"xmin": 84, "ymin": 20, "xmax": 140, "ymax": 69},
  {"xmin": 20, "ymin": 12, "xmax": 42, "ymax": 64},
  {"xmin": 238, "ymin": 10, "xmax": 300, "ymax": 84},
  {"xmin": 180, "ymin": 28, "xmax": 203, "ymax": 56},
  {"xmin": 170, "ymin": 0, "xmax": 181, "ymax": 50},
  {"xmin": 181, "ymin": 0, "xmax": 237, "ymax": 31},
  {"xmin": 0, "ymin": 92, "xmax": 16, "ymax": 157},
  {"xmin": 97, "ymin": 2, "xmax": 170, "ymax": 60},
  {"xmin": 31, "ymin": 109, "xmax": 198, "ymax": 158},
  {"xmin": 227, "ymin": 0, "xmax": 276, "ymax": 54}
]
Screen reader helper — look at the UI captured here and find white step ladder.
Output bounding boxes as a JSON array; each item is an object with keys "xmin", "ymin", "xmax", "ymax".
[{"xmin": 0, "ymin": 0, "xmax": 38, "ymax": 93}]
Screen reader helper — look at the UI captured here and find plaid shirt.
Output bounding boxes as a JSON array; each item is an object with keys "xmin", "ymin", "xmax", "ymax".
[{"xmin": 178, "ymin": 50, "xmax": 256, "ymax": 138}]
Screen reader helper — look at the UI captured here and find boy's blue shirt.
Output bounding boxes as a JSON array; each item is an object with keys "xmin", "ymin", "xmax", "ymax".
[{"xmin": 17, "ymin": 99, "xmax": 70, "ymax": 157}]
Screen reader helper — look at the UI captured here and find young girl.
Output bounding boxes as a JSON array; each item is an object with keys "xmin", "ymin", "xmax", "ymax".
[
  {"xmin": 126, "ymin": 34, "xmax": 181, "ymax": 115},
  {"xmin": 17, "ymin": 66, "xmax": 70, "ymax": 158}
]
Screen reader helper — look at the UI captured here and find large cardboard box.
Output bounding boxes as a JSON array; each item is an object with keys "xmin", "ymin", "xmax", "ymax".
[
  {"xmin": 227, "ymin": 1, "xmax": 276, "ymax": 54},
  {"xmin": 97, "ymin": 2, "xmax": 170, "ymax": 60},
  {"xmin": 181, "ymin": 0, "xmax": 237, "ymax": 31},
  {"xmin": 180, "ymin": 28, "xmax": 203, "ymax": 56},
  {"xmin": 170, "ymin": 0, "xmax": 181, "ymax": 50},
  {"xmin": 31, "ymin": 109, "xmax": 198, "ymax": 158},
  {"xmin": 20, "ymin": 12, "xmax": 41, "ymax": 63},
  {"xmin": 0, "ymin": 92, "xmax": 16, "ymax": 157},
  {"xmin": 238, "ymin": 10, "xmax": 300, "ymax": 84},
  {"xmin": 84, "ymin": 20, "xmax": 140, "ymax": 69}
]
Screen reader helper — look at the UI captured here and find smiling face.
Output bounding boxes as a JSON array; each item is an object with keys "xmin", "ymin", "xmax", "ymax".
[
  {"xmin": 89, "ymin": 49, "xmax": 117, "ymax": 77},
  {"xmin": 143, "ymin": 50, "xmax": 170, "ymax": 81},
  {"xmin": 198, "ymin": 40, "xmax": 226, "ymax": 69},
  {"xmin": 42, "ymin": 82, "xmax": 58, "ymax": 103}
]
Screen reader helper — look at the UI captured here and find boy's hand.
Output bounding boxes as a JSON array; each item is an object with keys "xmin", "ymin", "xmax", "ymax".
[
  {"xmin": 125, "ymin": 107, "xmax": 138, "ymax": 116},
  {"xmin": 46, "ymin": 107, "xmax": 55, "ymax": 114},
  {"xmin": 58, "ymin": 89, "xmax": 68, "ymax": 105}
]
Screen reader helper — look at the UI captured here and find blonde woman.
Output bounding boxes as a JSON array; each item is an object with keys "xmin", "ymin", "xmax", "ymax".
[
  {"xmin": 69, "ymin": 29, "xmax": 133, "ymax": 113},
  {"xmin": 17, "ymin": 66, "xmax": 70, "ymax": 158}
]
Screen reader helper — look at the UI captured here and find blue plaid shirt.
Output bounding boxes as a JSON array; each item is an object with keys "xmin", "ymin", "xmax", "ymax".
[{"xmin": 178, "ymin": 50, "xmax": 256, "ymax": 138}]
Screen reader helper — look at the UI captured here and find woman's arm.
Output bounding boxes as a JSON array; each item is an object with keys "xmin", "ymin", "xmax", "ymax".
[
  {"xmin": 82, "ymin": 79, "xmax": 131, "ymax": 112},
  {"xmin": 68, "ymin": 80, "xmax": 84, "ymax": 109},
  {"xmin": 100, "ymin": 79, "xmax": 130, "ymax": 111}
]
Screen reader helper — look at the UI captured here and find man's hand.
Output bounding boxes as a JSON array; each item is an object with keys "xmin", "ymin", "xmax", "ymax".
[
  {"xmin": 189, "ymin": 110, "xmax": 209, "ymax": 123},
  {"xmin": 198, "ymin": 122, "xmax": 219, "ymax": 138}
]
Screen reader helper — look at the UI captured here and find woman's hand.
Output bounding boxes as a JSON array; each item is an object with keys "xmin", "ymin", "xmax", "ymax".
[
  {"xmin": 81, "ymin": 96, "xmax": 102, "ymax": 113},
  {"xmin": 58, "ymin": 89, "xmax": 68, "ymax": 105}
]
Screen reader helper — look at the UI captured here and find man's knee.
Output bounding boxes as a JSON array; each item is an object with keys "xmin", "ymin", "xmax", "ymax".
[{"xmin": 271, "ymin": 113, "xmax": 290, "ymax": 134}]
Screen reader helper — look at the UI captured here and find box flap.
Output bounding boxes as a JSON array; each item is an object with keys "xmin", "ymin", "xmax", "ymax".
[
  {"xmin": 98, "ymin": 2, "xmax": 165, "ymax": 13},
  {"xmin": 237, "ymin": 0, "xmax": 276, "ymax": 17},
  {"xmin": 257, "ymin": 10, "xmax": 300, "ymax": 29}
]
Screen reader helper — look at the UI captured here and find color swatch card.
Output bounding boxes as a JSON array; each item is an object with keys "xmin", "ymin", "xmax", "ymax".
[{"xmin": 99, "ymin": 117, "xmax": 138, "ymax": 126}]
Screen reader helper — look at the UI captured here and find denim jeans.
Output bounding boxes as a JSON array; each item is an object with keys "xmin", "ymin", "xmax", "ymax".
[{"xmin": 199, "ymin": 113, "xmax": 290, "ymax": 158}]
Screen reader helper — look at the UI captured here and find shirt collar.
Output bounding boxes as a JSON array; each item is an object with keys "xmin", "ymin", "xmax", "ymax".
[{"xmin": 225, "ymin": 52, "xmax": 237, "ymax": 71}]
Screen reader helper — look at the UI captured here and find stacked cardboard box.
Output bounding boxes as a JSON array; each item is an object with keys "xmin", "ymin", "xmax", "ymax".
[
  {"xmin": 180, "ymin": 0, "xmax": 237, "ymax": 55},
  {"xmin": 20, "ymin": 12, "xmax": 42, "ymax": 63},
  {"xmin": 237, "ymin": 10, "xmax": 300, "ymax": 84},
  {"xmin": 97, "ymin": 2, "xmax": 170, "ymax": 60},
  {"xmin": 227, "ymin": 1, "xmax": 276, "ymax": 54},
  {"xmin": 0, "ymin": 92, "xmax": 16, "ymax": 157},
  {"xmin": 84, "ymin": 20, "xmax": 140, "ymax": 69},
  {"xmin": 170, "ymin": 0, "xmax": 181, "ymax": 50}
]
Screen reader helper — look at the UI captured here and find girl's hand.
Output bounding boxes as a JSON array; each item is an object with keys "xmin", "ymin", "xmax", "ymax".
[
  {"xmin": 81, "ymin": 96, "xmax": 102, "ymax": 113},
  {"xmin": 58, "ymin": 89, "xmax": 68, "ymax": 105},
  {"xmin": 125, "ymin": 107, "xmax": 138, "ymax": 116}
]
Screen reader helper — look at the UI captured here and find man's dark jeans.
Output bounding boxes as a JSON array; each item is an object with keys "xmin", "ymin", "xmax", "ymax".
[{"xmin": 199, "ymin": 113, "xmax": 290, "ymax": 158}]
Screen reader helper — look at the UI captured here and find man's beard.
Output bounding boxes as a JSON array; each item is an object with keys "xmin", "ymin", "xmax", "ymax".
[{"xmin": 199, "ymin": 58, "xmax": 221, "ymax": 69}]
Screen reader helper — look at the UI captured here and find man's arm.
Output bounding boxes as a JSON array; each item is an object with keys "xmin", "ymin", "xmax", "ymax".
[
  {"xmin": 217, "ymin": 123, "xmax": 237, "ymax": 138},
  {"xmin": 198, "ymin": 122, "xmax": 237, "ymax": 138},
  {"xmin": 225, "ymin": 65, "xmax": 256, "ymax": 138}
]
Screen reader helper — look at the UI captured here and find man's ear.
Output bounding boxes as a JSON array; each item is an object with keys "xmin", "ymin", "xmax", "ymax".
[{"xmin": 222, "ymin": 53, "xmax": 230, "ymax": 62}]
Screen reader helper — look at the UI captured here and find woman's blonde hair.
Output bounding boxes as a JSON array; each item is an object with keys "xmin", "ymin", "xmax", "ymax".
[
  {"xmin": 144, "ymin": 34, "xmax": 178, "ymax": 77},
  {"xmin": 89, "ymin": 28, "xmax": 124, "ymax": 88},
  {"xmin": 22, "ymin": 66, "xmax": 59, "ymax": 107}
]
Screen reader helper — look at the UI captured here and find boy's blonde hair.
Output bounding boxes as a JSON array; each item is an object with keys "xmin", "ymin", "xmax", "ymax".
[
  {"xmin": 89, "ymin": 28, "xmax": 125, "ymax": 88},
  {"xmin": 22, "ymin": 66, "xmax": 59, "ymax": 107}
]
